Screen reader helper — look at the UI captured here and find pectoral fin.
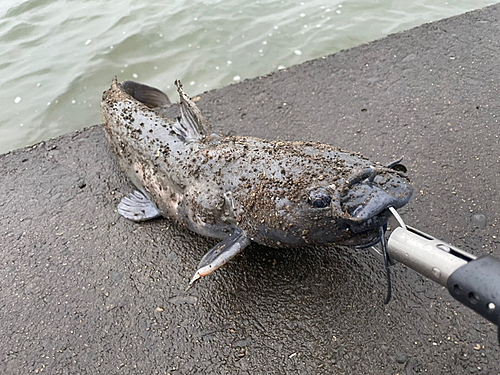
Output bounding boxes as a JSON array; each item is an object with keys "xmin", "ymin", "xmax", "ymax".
[
  {"xmin": 188, "ymin": 229, "xmax": 251, "ymax": 287},
  {"xmin": 117, "ymin": 190, "xmax": 162, "ymax": 222}
]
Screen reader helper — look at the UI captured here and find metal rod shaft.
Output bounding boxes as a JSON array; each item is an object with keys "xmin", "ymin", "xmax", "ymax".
[{"xmin": 387, "ymin": 226, "xmax": 475, "ymax": 286}]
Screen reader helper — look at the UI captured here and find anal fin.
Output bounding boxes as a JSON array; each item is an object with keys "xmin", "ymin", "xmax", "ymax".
[{"xmin": 118, "ymin": 190, "xmax": 162, "ymax": 222}]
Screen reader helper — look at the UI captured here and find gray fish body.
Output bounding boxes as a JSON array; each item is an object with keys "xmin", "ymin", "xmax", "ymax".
[{"xmin": 101, "ymin": 79, "xmax": 413, "ymax": 284}]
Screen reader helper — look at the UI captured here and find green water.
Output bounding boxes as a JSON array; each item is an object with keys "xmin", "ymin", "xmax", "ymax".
[{"xmin": 0, "ymin": 0, "xmax": 496, "ymax": 153}]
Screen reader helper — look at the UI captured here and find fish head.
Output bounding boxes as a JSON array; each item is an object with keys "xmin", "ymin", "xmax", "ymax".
[
  {"xmin": 238, "ymin": 164, "xmax": 412, "ymax": 248},
  {"xmin": 304, "ymin": 167, "xmax": 412, "ymax": 245}
]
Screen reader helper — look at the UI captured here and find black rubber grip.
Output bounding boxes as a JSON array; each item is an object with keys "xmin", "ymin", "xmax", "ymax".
[{"xmin": 447, "ymin": 255, "xmax": 500, "ymax": 343}]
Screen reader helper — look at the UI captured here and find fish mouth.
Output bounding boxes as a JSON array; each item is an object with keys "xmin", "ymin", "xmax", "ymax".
[{"xmin": 340, "ymin": 167, "xmax": 413, "ymax": 234}]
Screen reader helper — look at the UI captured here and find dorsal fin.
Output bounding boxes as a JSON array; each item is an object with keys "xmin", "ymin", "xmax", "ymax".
[
  {"xmin": 174, "ymin": 80, "xmax": 212, "ymax": 141},
  {"xmin": 119, "ymin": 81, "xmax": 171, "ymax": 108}
]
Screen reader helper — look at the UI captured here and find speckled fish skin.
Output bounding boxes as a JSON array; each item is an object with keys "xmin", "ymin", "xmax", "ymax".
[{"xmin": 101, "ymin": 78, "xmax": 413, "ymax": 251}]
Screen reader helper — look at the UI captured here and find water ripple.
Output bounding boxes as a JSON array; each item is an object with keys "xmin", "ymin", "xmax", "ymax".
[{"xmin": 0, "ymin": 0, "xmax": 496, "ymax": 153}]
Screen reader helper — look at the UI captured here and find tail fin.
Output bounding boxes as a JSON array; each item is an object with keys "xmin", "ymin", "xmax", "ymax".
[{"xmin": 120, "ymin": 81, "xmax": 171, "ymax": 108}]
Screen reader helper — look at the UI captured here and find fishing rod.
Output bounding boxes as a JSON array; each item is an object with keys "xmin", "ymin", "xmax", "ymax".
[{"xmin": 370, "ymin": 207, "xmax": 500, "ymax": 344}]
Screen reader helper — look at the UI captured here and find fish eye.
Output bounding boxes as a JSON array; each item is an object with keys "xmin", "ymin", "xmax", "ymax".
[{"xmin": 308, "ymin": 188, "xmax": 332, "ymax": 208}]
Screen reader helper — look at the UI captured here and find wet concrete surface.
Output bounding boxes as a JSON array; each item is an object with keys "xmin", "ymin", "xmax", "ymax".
[{"xmin": 1, "ymin": 4, "xmax": 500, "ymax": 374}]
